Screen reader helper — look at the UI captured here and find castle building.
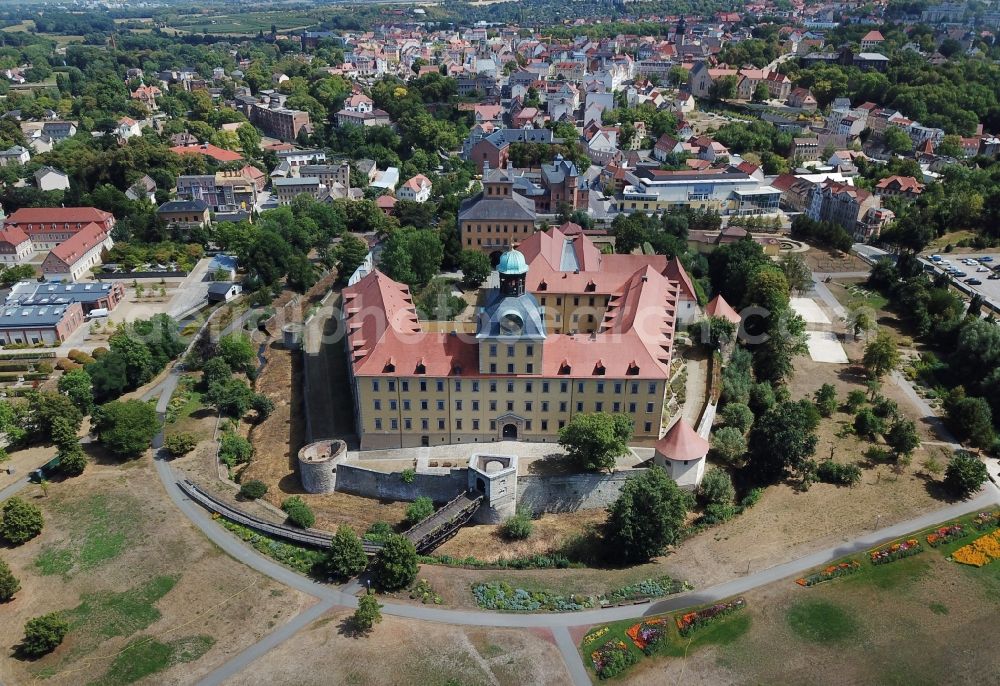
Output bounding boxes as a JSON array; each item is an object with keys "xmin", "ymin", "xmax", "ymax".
[{"xmin": 342, "ymin": 235, "xmax": 698, "ymax": 450}]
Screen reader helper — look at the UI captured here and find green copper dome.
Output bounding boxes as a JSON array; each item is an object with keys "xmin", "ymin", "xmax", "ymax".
[{"xmin": 497, "ymin": 248, "xmax": 528, "ymax": 275}]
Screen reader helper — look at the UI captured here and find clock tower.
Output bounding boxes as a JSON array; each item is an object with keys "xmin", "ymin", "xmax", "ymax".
[{"xmin": 475, "ymin": 248, "xmax": 546, "ymax": 376}]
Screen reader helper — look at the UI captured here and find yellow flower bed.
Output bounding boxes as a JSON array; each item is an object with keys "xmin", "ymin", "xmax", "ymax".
[{"xmin": 952, "ymin": 529, "xmax": 1000, "ymax": 567}]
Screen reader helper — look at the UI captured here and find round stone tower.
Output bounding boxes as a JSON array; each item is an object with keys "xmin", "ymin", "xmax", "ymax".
[{"xmin": 297, "ymin": 439, "xmax": 346, "ymax": 493}]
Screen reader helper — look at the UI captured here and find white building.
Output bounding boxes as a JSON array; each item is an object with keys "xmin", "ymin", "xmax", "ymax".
[
  {"xmin": 34, "ymin": 167, "xmax": 70, "ymax": 192},
  {"xmin": 397, "ymin": 174, "xmax": 431, "ymax": 203}
]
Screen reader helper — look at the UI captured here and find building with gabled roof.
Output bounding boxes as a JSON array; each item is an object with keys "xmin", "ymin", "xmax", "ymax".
[
  {"xmin": 459, "ymin": 164, "xmax": 537, "ymax": 258},
  {"xmin": 0, "ymin": 301, "xmax": 84, "ymax": 345},
  {"xmin": 40, "ymin": 222, "xmax": 113, "ymax": 282},
  {"xmin": 343, "ymin": 242, "xmax": 694, "ymax": 451}
]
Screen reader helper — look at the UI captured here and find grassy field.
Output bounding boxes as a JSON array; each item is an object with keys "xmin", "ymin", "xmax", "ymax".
[
  {"xmin": 578, "ymin": 511, "xmax": 1000, "ymax": 684},
  {"xmin": 164, "ymin": 10, "xmax": 321, "ymax": 35},
  {"xmin": 0, "ymin": 459, "xmax": 305, "ymax": 686}
]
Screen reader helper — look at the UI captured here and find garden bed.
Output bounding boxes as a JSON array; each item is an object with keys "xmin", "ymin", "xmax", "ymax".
[
  {"xmin": 471, "ymin": 574, "xmax": 691, "ymax": 613},
  {"xmin": 795, "ymin": 560, "xmax": 862, "ymax": 587},
  {"xmin": 676, "ymin": 597, "xmax": 747, "ymax": 637},
  {"xmin": 869, "ymin": 539, "xmax": 922, "ymax": 565},
  {"xmin": 951, "ymin": 529, "xmax": 1000, "ymax": 568}
]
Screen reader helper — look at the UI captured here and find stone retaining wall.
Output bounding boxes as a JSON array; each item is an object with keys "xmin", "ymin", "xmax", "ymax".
[
  {"xmin": 334, "ymin": 463, "xmax": 467, "ymax": 503},
  {"xmin": 516, "ymin": 472, "xmax": 641, "ymax": 514}
]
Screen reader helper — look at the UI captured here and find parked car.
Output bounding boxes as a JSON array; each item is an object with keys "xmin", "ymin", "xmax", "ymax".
[
  {"xmin": 966, "ymin": 278, "xmax": 982, "ymax": 285},
  {"xmin": 930, "ymin": 254, "xmax": 942, "ymax": 261},
  {"xmin": 979, "ymin": 256, "xmax": 994, "ymax": 262}
]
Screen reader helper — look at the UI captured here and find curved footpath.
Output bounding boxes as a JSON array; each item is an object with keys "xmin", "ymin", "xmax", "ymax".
[{"xmin": 143, "ymin": 367, "xmax": 1000, "ymax": 686}]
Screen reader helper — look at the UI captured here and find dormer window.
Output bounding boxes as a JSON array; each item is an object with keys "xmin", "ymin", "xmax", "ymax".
[
  {"xmin": 414, "ymin": 359, "xmax": 426, "ymax": 374},
  {"xmin": 593, "ymin": 360, "xmax": 606, "ymax": 375},
  {"xmin": 627, "ymin": 361, "xmax": 640, "ymax": 375}
]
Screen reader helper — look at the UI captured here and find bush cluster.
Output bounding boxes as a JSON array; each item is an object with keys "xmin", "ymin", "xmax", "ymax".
[{"xmin": 281, "ymin": 496, "xmax": 315, "ymax": 529}]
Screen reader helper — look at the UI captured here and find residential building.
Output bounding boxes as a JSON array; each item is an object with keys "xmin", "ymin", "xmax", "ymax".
[
  {"xmin": 874, "ymin": 175, "xmax": 925, "ymax": 200},
  {"xmin": 207, "ymin": 282, "xmax": 243, "ymax": 303},
  {"xmin": 169, "ymin": 143, "xmax": 243, "ymax": 164},
  {"xmin": 276, "ymin": 149, "xmax": 326, "ymax": 168},
  {"xmin": 34, "ymin": 167, "xmax": 70, "ymax": 192},
  {"xmin": 41, "ymin": 222, "xmax": 114, "ymax": 282},
  {"xmin": 0, "ymin": 302, "xmax": 84, "ymax": 345},
  {"xmin": 806, "ymin": 180, "xmax": 879, "ymax": 235},
  {"xmin": 117, "ymin": 117, "xmax": 143, "ymax": 140},
  {"xmin": 397, "ymin": 174, "xmax": 432, "ymax": 203},
  {"xmin": 248, "ymin": 101, "xmax": 312, "ymax": 141},
  {"xmin": 273, "ymin": 177, "xmax": 325, "ymax": 205},
  {"xmin": 0, "ymin": 145, "xmax": 30, "ymax": 167},
  {"xmin": 860, "ymin": 30, "xmax": 884, "ymax": 50},
  {"xmin": 791, "ymin": 138, "xmax": 821, "ymax": 161},
  {"xmin": 458, "ymin": 165, "xmax": 538, "ymax": 258},
  {"xmin": 336, "ymin": 107, "xmax": 392, "ymax": 128},
  {"xmin": 155, "ymin": 200, "xmax": 211, "ymax": 230},
  {"xmin": 0, "ymin": 227, "xmax": 34, "ymax": 264}
]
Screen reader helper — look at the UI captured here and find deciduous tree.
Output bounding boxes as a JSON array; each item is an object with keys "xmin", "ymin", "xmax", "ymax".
[
  {"xmin": 558, "ymin": 413, "xmax": 633, "ymax": 473},
  {"xmin": 605, "ymin": 468, "xmax": 688, "ymax": 563}
]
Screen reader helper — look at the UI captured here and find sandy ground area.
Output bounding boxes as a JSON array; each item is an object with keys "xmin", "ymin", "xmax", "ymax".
[
  {"xmin": 0, "ymin": 456, "xmax": 307, "ymax": 686},
  {"xmin": 222, "ymin": 610, "xmax": 573, "ymax": 686},
  {"xmin": 805, "ymin": 330, "xmax": 849, "ymax": 363}
]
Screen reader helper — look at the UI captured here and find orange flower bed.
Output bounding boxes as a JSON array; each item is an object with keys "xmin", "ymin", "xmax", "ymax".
[{"xmin": 953, "ymin": 529, "xmax": 1000, "ymax": 567}]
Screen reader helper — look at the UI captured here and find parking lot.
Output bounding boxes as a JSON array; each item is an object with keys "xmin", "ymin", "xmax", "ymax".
[{"xmin": 923, "ymin": 253, "xmax": 1000, "ymax": 314}]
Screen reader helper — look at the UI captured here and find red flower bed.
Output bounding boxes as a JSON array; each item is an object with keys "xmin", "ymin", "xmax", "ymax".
[
  {"xmin": 926, "ymin": 524, "xmax": 964, "ymax": 547},
  {"xmin": 870, "ymin": 538, "xmax": 922, "ymax": 565},
  {"xmin": 675, "ymin": 597, "xmax": 746, "ymax": 637},
  {"xmin": 795, "ymin": 560, "xmax": 861, "ymax": 587},
  {"xmin": 626, "ymin": 618, "xmax": 667, "ymax": 653}
]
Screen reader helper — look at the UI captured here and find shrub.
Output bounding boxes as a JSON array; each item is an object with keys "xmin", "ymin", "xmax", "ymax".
[
  {"xmin": 943, "ymin": 451, "xmax": 988, "ymax": 498},
  {"xmin": 57, "ymin": 442, "xmax": 87, "ymax": 476},
  {"xmin": 710, "ymin": 426, "xmax": 747, "ymax": 464},
  {"xmin": 739, "ymin": 487, "xmax": 764, "ymax": 510},
  {"xmin": 219, "ymin": 433, "xmax": 253, "ymax": 467},
  {"xmin": 813, "ymin": 384, "xmax": 838, "ymax": 418},
  {"xmin": 375, "ymin": 534, "xmax": 418, "ymax": 591},
  {"xmin": 325, "ymin": 525, "xmax": 368, "ymax": 579},
  {"xmin": 844, "ymin": 388, "xmax": 868, "ymax": 414},
  {"xmin": 281, "ymin": 496, "xmax": 315, "ymax": 529},
  {"xmin": 499, "ymin": 508, "xmax": 533, "ymax": 541},
  {"xmin": 21, "ymin": 613, "xmax": 68, "ymax": 657},
  {"xmin": 164, "ymin": 432, "xmax": 198, "ymax": 456},
  {"xmin": 400, "ymin": 468, "xmax": 416, "ymax": 484},
  {"xmin": 699, "ymin": 467, "xmax": 736, "ymax": 507},
  {"xmin": 0, "ymin": 557, "xmax": 20, "ymax": 601},
  {"xmin": 720, "ymin": 402, "xmax": 753, "ymax": 433},
  {"xmin": 404, "ymin": 496, "xmax": 434, "ymax": 526},
  {"xmin": 364, "ymin": 521, "xmax": 394, "ymax": 543},
  {"xmin": 353, "ymin": 592, "xmax": 382, "ymax": 632},
  {"xmin": 1, "ymin": 497, "xmax": 44, "ymax": 545},
  {"xmin": 854, "ymin": 408, "xmax": 884, "ymax": 439},
  {"xmin": 816, "ymin": 460, "xmax": 862, "ymax": 486},
  {"xmin": 238, "ymin": 479, "xmax": 268, "ymax": 500},
  {"xmin": 251, "ymin": 394, "xmax": 274, "ymax": 420}
]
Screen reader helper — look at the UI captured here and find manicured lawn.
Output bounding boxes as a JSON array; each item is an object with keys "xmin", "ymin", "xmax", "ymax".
[
  {"xmin": 786, "ymin": 599, "xmax": 858, "ymax": 643},
  {"xmin": 579, "ymin": 510, "xmax": 1000, "ymax": 682}
]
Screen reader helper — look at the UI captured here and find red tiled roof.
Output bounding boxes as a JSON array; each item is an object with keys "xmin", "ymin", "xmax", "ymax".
[
  {"xmin": 170, "ymin": 143, "xmax": 243, "ymax": 162},
  {"xmin": 5, "ymin": 207, "xmax": 112, "ymax": 226},
  {"xmin": 875, "ymin": 175, "xmax": 924, "ymax": 193},
  {"xmin": 706, "ymin": 294, "xmax": 741, "ymax": 324},
  {"xmin": 48, "ymin": 222, "xmax": 107, "ymax": 266},
  {"xmin": 376, "ymin": 195, "xmax": 398, "ymax": 208},
  {"xmin": 655, "ymin": 418, "xmax": 708, "ymax": 461},
  {"xmin": 0, "ymin": 226, "xmax": 30, "ymax": 246}
]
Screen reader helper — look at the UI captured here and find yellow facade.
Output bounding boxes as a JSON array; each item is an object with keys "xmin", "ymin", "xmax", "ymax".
[{"xmin": 355, "ymin": 374, "xmax": 665, "ymax": 449}]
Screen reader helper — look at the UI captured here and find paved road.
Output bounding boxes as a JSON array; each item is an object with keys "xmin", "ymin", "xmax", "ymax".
[
  {"xmin": 150, "ymin": 424, "xmax": 998, "ymax": 686},
  {"xmin": 810, "ymin": 273, "xmax": 848, "ymax": 320}
]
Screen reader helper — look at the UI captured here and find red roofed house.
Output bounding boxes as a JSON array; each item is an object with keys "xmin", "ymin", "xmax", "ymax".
[
  {"xmin": 874, "ymin": 175, "xmax": 925, "ymax": 200},
  {"xmin": 240, "ymin": 165, "xmax": 267, "ymax": 193},
  {"xmin": 41, "ymin": 222, "xmax": 114, "ymax": 282},
  {"xmin": 169, "ymin": 143, "xmax": 243, "ymax": 163},
  {"xmin": 861, "ymin": 31, "xmax": 884, "ymax": 50},
  {"xmin": 653, "ymin": 418, "xmax": 708, "ymax": 488},
  {"xmin": 0, "ymin": 226, "xmax": 35, "ymax": 265},
  {"xmin": 3, "ymin": 207, "xmax": 115, "ymax": 250},
  {"xmin": 397, "ymin": 174, "xmax": 432, "ymax": 203},
  {"xmin": 375, "ymin": 194, "xmax": 397, "ymax": 215}
]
